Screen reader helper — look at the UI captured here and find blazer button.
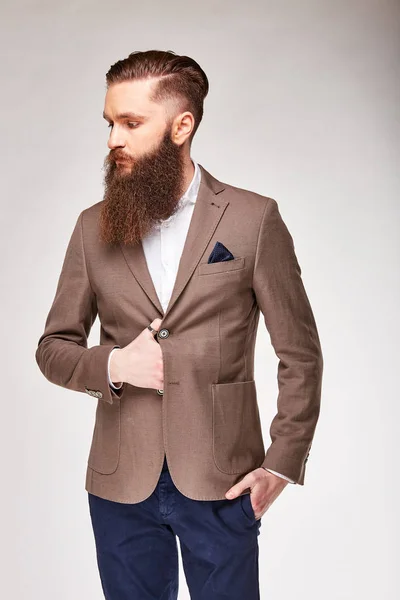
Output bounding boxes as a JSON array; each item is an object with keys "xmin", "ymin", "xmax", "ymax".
[
  {"xmin": 158, "ymin": 328, "xmax": 170, "ymax": 339},
  {"xmin": 157, "ymin": 389, "xmax": 164, "ymax": 395}
]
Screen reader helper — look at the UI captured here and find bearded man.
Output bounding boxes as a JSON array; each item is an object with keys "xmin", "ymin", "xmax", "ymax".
[{"xmin": 36, "ymin": 49, "xmax": 323, "ymax": 600}]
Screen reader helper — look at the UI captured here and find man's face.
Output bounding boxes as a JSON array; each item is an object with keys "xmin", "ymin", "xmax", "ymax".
[{"xmin": 99, "ymin": 79, "xmax": 186, "ymax": 246}]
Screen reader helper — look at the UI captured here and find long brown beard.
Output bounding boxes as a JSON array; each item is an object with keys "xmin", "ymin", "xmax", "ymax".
[{"xmin": 99, "ymin": 127, "xmax": 186, "ymax": 246}]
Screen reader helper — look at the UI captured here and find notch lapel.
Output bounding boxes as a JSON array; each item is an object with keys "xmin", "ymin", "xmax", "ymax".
[{"xmin": 118, "ymin": 163, "xmax": 229, "ymax": 320}]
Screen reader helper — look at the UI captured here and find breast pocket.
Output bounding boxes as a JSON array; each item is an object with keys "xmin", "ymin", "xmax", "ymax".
[{"xmin": 198, "ymin": 257, "xmax": 245, "ymax": 276}]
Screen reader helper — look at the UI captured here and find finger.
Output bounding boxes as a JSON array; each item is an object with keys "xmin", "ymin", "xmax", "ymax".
[
  {"xmin": 146, "ymin": 318, "xmax": 163, "ymax": 340},
  {"xmin": 225, "ymin": 485, "xmax": 245, "ymax": 499}
]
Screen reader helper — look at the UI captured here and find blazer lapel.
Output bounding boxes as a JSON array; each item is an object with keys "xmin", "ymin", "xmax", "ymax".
[
  {"xmin": 118, "ymin": 163, "xmax": 229, "ymax": 319},
  {"xmin": 119, "ymin": 233, "xmax": 164, "ymax": 315}
]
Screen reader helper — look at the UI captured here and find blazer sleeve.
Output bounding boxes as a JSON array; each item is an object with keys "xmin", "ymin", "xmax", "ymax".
[
  {"xmin": 252, "ymin": 198, "xmax": 323, "ymax": 484},
  {"xmin": 35, "ymin": 210, "xmax": 125, "ymax": 405}
]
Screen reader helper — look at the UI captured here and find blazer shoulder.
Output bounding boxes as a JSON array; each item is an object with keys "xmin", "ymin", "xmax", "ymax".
[
  {"xmin": 69, "ymin": 201, "xmax": 103, "ymax": 249},
  {"xmin": 80, "ymin": 200, "xmax": 103, "ymax": 221},
  {"xmin": 221, "ymin": 179, "xmax": 277, "ymax": 216},
  {"xmin": 77, "ymin": 200, "xmax": 104, "ymax": 235}
]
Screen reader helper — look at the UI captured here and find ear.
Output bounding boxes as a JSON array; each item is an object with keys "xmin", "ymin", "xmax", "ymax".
[{"xmin": 172, "ymin": 111, "xmax": 195, "ymax": 146}]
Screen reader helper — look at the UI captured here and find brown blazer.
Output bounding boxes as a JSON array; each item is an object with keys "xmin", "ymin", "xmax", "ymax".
[{"xmin": 35, "ymin": 164, "xmax": 323, "ymax": 503}]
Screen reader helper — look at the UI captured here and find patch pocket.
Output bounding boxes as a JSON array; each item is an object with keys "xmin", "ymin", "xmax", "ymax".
[
  {"xmin": 87, "ymin": 398, "xmax": 121, "ymax": 475},
  {"xmin": 212, "ymin": 379, "xmax": 265, "ymax": 474},
  {"xmin": 198, "ymin": 256, "xmax": 245, "ymax": 275}
]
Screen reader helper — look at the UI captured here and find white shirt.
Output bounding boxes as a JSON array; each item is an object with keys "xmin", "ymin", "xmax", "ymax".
[{"xmin": 107, "ymin": 159, "xmax": 295, "ymax": 484}]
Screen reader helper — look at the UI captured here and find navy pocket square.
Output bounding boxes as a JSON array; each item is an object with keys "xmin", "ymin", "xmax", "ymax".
[{"xmin": 207, "ymin": 241, "xmax": 235, "ymax": 264}]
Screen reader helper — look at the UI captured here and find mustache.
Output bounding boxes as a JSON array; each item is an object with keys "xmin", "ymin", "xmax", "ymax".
[{"xmin": 109, "ymin": 150, "xmax": 132, "ymax": 163}]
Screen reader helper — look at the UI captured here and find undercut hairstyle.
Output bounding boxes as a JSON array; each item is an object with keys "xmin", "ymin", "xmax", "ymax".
[{"xmin": 105, "ymin": 50, "xmax": 209, "ymax": 143}]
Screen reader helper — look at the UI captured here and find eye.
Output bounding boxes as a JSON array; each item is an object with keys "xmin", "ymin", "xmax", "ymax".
[{"xmin": 106, "ymin": 122, "xmax": 139, "ymax": 130}]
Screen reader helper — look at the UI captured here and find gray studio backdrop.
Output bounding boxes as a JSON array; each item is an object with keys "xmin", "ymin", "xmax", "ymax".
[{"xmin": 2, "ymin": 1, "xmax": 399, "ymax": 599}]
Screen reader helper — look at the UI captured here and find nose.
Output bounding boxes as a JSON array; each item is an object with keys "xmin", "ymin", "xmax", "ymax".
[{"xmin": 107, "ymin": 127, "xmax": 126, "ymax": 150}]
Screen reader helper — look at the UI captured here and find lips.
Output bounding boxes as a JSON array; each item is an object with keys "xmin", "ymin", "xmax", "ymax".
[{"xmin": 113, "ymin": 154, "xmax": 130, "ymax": 163}]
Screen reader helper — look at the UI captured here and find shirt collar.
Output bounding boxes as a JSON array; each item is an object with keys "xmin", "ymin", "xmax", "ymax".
[{"xmin": 178, "ymin": 160, "xmax": 201, "ymax": 209}]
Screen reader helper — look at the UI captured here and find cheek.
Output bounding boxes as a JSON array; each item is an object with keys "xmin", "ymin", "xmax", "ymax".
[{"xmin": 134, "ymin": 123, "xmax": 165, "ymax": 153}]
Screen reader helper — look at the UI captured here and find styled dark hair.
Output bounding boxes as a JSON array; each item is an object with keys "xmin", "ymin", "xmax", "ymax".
[{"xmin": 106, "ymin": 50, "xmax": 209, "ymax": 143}]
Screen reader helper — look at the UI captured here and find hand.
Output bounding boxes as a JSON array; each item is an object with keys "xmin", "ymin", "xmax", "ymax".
[
  {"xmin": 109, "ymin": 318, "xmax": 164, "ymax": 391},
  {"xmin": 225, "ymin": 467, "xmax": 289, "ymax": 519}
]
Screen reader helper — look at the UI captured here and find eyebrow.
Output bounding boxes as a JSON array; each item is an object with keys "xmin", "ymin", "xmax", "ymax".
[{"xmin": 102, "ymin": 111, "xmax": 147, "ymax": 121}]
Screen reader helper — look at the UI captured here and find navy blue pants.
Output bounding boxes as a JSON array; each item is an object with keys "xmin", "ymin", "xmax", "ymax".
[{"xmin": 88, "ymin": 454, "xmax": 262, "ymax": 599}]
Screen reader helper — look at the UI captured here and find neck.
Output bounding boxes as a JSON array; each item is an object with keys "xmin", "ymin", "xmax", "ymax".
[{"xmin": 181, "ymin": 157, "xmax": 195, "ymax": 195}]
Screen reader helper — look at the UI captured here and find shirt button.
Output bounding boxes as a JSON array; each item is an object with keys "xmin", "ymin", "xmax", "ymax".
[{"xmin": 158, "ymin": 328, "xmax": 170, "ymax": 339}]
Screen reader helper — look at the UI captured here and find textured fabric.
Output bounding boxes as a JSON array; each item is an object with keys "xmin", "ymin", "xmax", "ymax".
[
  {"xmin": 106, "ymin": 164, "xmax": 295, "ymax": 484},
  {"xmin": 35, "ymin": 162, "xmax": 323, "ymax": 503}
]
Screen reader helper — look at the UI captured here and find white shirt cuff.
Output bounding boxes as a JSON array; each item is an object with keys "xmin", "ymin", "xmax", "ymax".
[
  {"xmin": 263, "ymin": 467, "xmax": 296, "ymax": 484},
  {"xmin": 108, "ymin": 346, "xmax": 123, "ymax": 390}
]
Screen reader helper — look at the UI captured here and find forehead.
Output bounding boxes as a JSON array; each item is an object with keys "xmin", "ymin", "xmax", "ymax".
[{"xmin": 104, "ymin": 79, "xmax": 164, "ymax": 118}]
